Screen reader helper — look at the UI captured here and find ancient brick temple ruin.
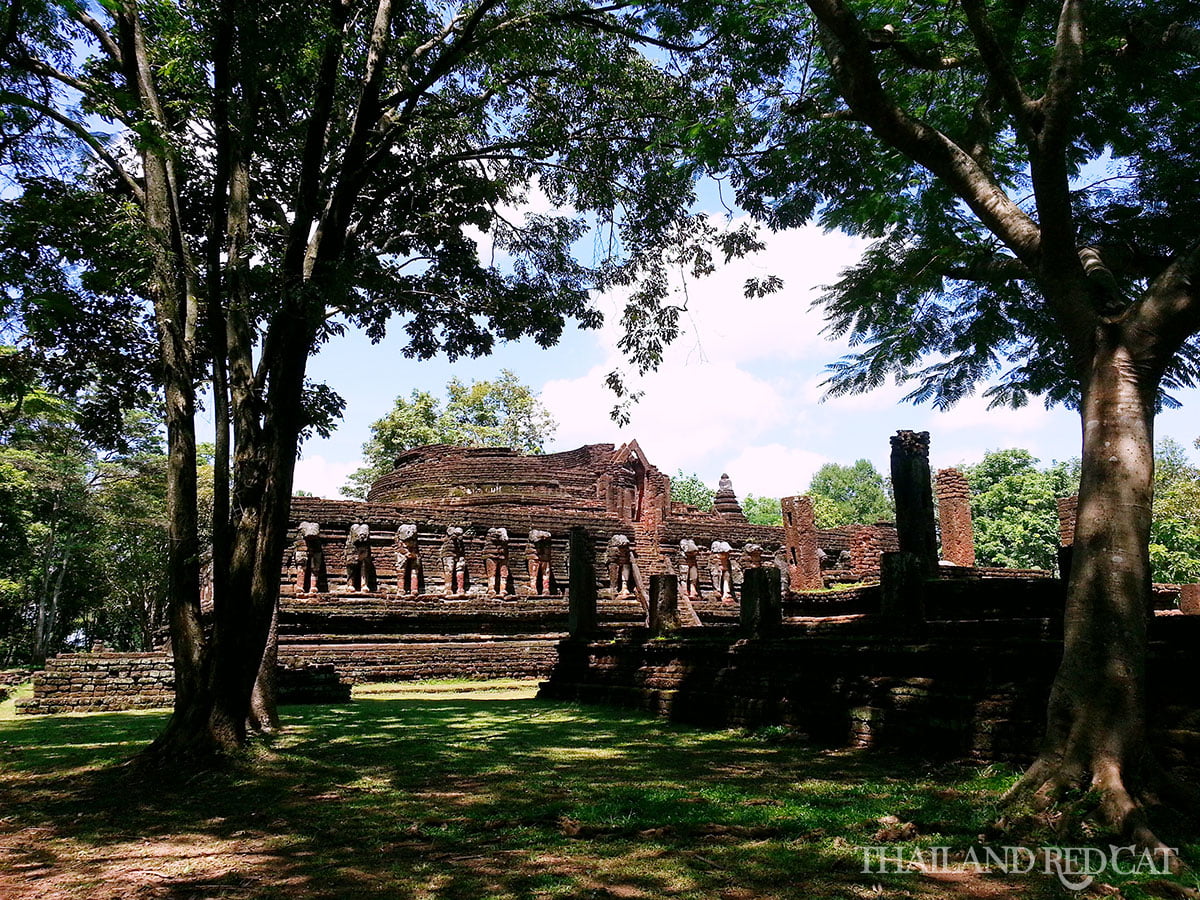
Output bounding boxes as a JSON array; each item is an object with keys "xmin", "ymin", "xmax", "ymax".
[
  {"xmin": 17, "ymin": 438, "xmax": 903, "ymax": 713},
  {"xmin": 541, "ymin": 430, "xmax": 1200, "ymax": 771},
  {"xmin": 20, "ymin": 430, "xmax": 1200, "ymax": 733},
  {"xmin": 267, "ymin": 441, "xmax": 901, "ymax": 688}
]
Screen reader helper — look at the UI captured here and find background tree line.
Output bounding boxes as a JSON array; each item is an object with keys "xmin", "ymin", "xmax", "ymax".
[
  {"xmin": 0, "ymin": 369, "xmax": 171, "ymax": 664},
  {"xmin": 674, "ymin": 437, "xmax": 1200, "ymax": 583}
]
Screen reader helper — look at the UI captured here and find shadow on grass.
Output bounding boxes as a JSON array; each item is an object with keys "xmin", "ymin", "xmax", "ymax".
[{"xmin": 0, "ymin": 693, "xmax": 1103, "ymax": 899}]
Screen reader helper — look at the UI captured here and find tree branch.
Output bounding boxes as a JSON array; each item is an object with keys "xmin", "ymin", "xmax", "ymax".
[
  {"xmin": 309, "ymin": 0, "xmax": 396, "ymax": 274},
  {"xmin": 564, "ymin": 13, "xmax": 716, "ymax": 52},
  {"xmin": 865, "ymin": 25, "xmax": 975, "ymax": 71},
  {"xmin": 804, "ymin": 0, "xmax": 1042, "ymax": 266},
  {"xmin": 280, "ymin": 0, "xmax": 351, "ymax": 284},
  {"xmin": 0, "ymin": 90, "xmax": 144, "ymax": 202},
  {"xmin": 71, "ymin": 9, "xmax": 123, "ymax": 65},
  {"xmin": 959, "ymin": 0, "xmax": 1035, "ymax": 136},
  {"xmin": 1037, "ymin": 0, "xmax": 1085, "ymax": 152},
  {"xmin": 1133, "ymin": 242, "xmax": 1200, "ymax": 365}
]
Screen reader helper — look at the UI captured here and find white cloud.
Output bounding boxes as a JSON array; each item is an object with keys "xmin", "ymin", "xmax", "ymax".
[
  {"xmin": 722, "ymin": 444, "xmax": 830, "ymax": 498},
  {"xmin": 539, "ymin": 222, "xmax": 870, "ymax": 480},
  {"xmin": 542, "ymin": 358, "xmax": 789, "ymax": 474},
  {"xmin": 928, "ymin": 393, "xmax": 1053, "ymax": 434},
  {"xmin": 294, "ymin": 455, "xmax": 360, "ymax": 499}
]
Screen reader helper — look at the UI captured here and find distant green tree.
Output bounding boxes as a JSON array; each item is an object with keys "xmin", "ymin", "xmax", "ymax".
[
  {"xmin": 806, "ymin": 460, "xmax": 893, "ymax": 527},
  {"xmin": 741, "ymin": 494, "xmax": 782, "ymax": 526},
  {"xmin": 343, "ymin": 372, "xmax": 557, "ymax": 499},
  {"xmin": 87, "ymin": 416, "xmax": 170, "ymax": 652},
  {"xmin": 669, "ymin": 471, "xmax": 714, "ymax": 512},
  {"xmin": 965, "ymin": 449, "xmax": 1078, "ymax": 571},
  {"xmin": 1150, "ymin": 438, "xmax": 1200, "ymax": 584},
  {"xmin": 0, "ymin": 380, "xmax": 168, "ymax": 663}
]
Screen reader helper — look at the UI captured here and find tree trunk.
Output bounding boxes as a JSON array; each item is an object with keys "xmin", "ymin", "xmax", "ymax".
[
  {"xmin": 1003, "ymin": 326, "xmax": 1167, "ymax": 848},
  {"xmin": 247, "ymin": 598, "xmax": 279, "ymax": 734},
  {"xmin": 141, "ymin": 377, "xmax": 229, "ymax": 764}
]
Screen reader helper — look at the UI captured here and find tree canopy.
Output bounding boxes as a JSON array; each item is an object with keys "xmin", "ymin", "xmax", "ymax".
[
  {"xmin": 964, "ymin": 448, "xmax": 1077, "ymax": 572},
  {"xmin": 1, "ymin": 0, "xmax": 752, "ymax": 759},
  {"xmin": 806, "ymin": 460, "xmax": 893, "ymax": 528},
  {"xmin": 670, "ymin": 470, "xmax": 715, "ymax": 512},
  {"xmin": 741, "ymin": 494, "xmax": 782, "ymax": 526},
  {"xmin": 0, "ymin": 376, "xmax": 169, "ymax": 664},
  {"xmin": 1149, "ymin": 437, "xmax": 1200, "ymax": 585},
  {"xmin": 342, "ymin": 370, "xmax": 557, "ymax": 498},
  {"xmin": 652, "ymin": 0, "xmax": 1200, "ymax": 841}
]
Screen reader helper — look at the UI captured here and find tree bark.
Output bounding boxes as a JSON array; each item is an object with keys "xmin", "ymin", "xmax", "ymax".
[
  {"xmin": 247, "ymin": 599, "xmax": 279, "ymax": 734},
  {"xmin": 1003, "ymin": 324, "xmax": 1167, "ymax": 848}
]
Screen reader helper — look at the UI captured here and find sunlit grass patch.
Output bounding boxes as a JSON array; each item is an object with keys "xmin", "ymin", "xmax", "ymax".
[{"xmin": 0, "ymin": 680, "xmax": 1190, "ymax": 899}]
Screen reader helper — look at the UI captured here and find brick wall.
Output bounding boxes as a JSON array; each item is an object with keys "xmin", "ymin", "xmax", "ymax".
[
  {"xmin": 280, "ymin": 634, "xmax": 562, "ymax": 684},
  {"xmin": 16, "ymin": 653, "xmax": 174, "ymax": 714},
  {"xmin": 17, "ymin": 653, "xmax": 350, "ymax": 715},
  {"xmin": 540, "ymin": 615, "xmax": 1200, "ymax": 773}
]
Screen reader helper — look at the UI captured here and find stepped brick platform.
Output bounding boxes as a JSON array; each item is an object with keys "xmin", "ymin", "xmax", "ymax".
[
  {"xmin": 280, "ymin": 634, "xmax": 563, "ymax": 683},
  {"xmin": 279, "ymin": 593, "xmax": 645, "ymax": 633},
  {"xmin": 17, "ymin": 652, "xmax": 350, "ymax": 715}
]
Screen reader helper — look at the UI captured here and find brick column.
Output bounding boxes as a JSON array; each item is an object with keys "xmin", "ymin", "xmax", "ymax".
[
  {"xmin": 649, "ymin": 574, "xmax": 683, "ymax": 634},
  {"xmin": 1055, "ymin": 495, "xmax": 1079, "ymax": 579},
  {"xmin": 1181, "ymin": 584, "xmax": 1200, "ymax": 616},
  {"xmin": 568, "ymin": 526, "xmax": 598, "ymax": 637},
  {"xmin": 740, "ymin": 566, "xmax": 782, "ymax": 637},
  {"xmin": 880, "ymin": 552, "xmax": 926, "ymax": 621},
  {"xmin": 935, "ymin": 468, "xmax": 975, "ymax": 567},
  {"xmin": 890, "ymin": 430, "xmax": 938, "ymax": 573},
  {"xmin": 781, "ymin": 495, "xmax": 823, "ymax": 591},
  {"xmin": 1056, "ymin": 496, "xmax": 1078, "ymax": 546}
]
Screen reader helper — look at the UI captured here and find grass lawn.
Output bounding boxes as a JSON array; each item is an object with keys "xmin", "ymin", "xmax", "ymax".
[{"xmin": 0, "ymin": 680, "xmax": 1194, "ymax": 899}]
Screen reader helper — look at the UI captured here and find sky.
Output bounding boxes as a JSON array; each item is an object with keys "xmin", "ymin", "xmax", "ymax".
[{"xmin": 285, "ymin": 220, "xmax": 1200, "ymax": 502}]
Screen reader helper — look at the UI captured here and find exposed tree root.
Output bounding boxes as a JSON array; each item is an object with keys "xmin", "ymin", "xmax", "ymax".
[
  {"xmin": 997, "ymin": 751, "xmax": 1198, "ymax": 874},
  {"xmin": 129, "ymin": 709, "xmax": 248, "ymax": 774}
]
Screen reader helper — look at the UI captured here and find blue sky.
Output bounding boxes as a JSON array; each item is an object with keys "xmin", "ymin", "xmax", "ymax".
[{"xmin": 282, "ymin": 212, "xmax": 1200, "ymax": 501}]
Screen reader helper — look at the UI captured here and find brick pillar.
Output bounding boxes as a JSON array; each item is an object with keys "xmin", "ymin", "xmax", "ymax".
[
  {"xmin": 880, "ymin": 551, "xmax": 926, "ymax": 621},
  {"xmin": 1055, "ymin": 495, "xmax": 1078, "ymax": 579},
  {"xmin": 1181, "ymin": 584, "xmax": 1200, "ymax": 615},
  {"xmin": 781, "ymin": 495, "xmax": 823, "ymax": 591},
  {"xmin": 935, "ymin": 468, "xmax": 975, "ymax": 567},
  {"xmin": 740, "ymin": 566, "xmax": 782, "ymax": 637},
  {"xmin": 568, "ymin": 526, "xmax": 598, "ymax": 637},
  {"xmin": 648, "ymin": 574, "xmax": 683, "ymax": 634},
  {"xmin": 1056, "ymin": 496, "xmax": 1078, "ymax": 546},
  {"xmin": 889, "ymin": 430, "xmax": 938, "ymax": 573}
]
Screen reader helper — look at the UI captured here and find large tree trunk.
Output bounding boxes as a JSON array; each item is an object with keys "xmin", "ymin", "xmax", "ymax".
[
  {"xmin": 141, "ymin": 378, "xmax": 222, "ymax": 763},
  {"xmin": 1003, "ymin": 326, "xmax": 1167, "ymax": 848},
  {"xmin": 247, "ymin": 600, "xmax": 279, "ymax": 734}
]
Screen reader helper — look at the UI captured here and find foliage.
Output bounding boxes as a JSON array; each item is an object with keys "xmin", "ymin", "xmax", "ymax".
[
  {"xmin": 0, "ymin": 376, "xmax": 168, "ymax": 663},
  {"xmin": 342, "ymin": 371, "xmax": 557, "ymax": 499},
  {"xmin": 662, "ymin": 1, "xmax": 1200, "ymax": 411},
  {"xmin": 664, "ymin": 0, "xmax": 1200, "ymax": 820},
  {"xmin": 1149, "ymin": 438, "xmax": 1200, "ymax": 584},
  {"xmin": 741, "ymin": 493, "xmax": 782, "ymax": 526},
  {"xmin": 1, "ymin": 0, "xmax": 761, "ymax": 751},
  {"xmin": 965, "ymin": 449, "xmax": 1078, "ymax": 572},
  {"xmin": 806, "ymin": 460, "xmax": 893, "ymax": 528},
  {"xmin": 670, "ymin": 471, "xmax": 714, "ymax": 512}
]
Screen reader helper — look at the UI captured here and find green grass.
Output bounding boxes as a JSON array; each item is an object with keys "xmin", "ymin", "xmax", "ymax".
[
  {"xmin": 0, "ymin": 679, "xmax": 32, "ymax": 721},
  {"xmin": 0, "ymin": 682, "xmax": 1194, "ymax": 899}
]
